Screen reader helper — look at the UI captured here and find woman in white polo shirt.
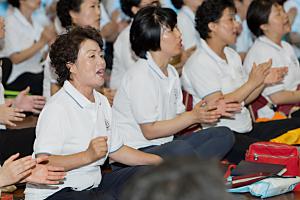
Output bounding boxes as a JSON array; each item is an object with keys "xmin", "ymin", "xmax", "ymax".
[
  {"xmin": 181, "ymin": 0, "xmax": 300, "ymax": 163},
  {"xmin": 25, "ymin": 27, "xmax": 162, "ymax": 200},
  {"xmin": 1, "ymin": 0, "xmax": 56, "ymax": 95},
  {"xmin": 244, "ymin": 0, "xmax": 300, "ymax": 119},
  {"xmin": 112, "ymin": 6, "xmax": 237, "ymax": 166}
]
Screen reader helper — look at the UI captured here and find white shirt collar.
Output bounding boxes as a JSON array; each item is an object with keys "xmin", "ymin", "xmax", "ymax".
[
  {"xmin": 146, "ymin": 52, "xmax": 174, "ymax": 79},
  {"xmin": 200, "ymin": 39, "xmax": 228, "ymax": 64},
  {"xmin": 13, "ymin": 8, "xmax": 34, "ymax": 29},
  {"xmin": 63, "ymin": 81, "xmax": 100, "ymax": 108},
  {"xmin": 258, "ymin": 36, "xmax": 282, "ymax": 51}
]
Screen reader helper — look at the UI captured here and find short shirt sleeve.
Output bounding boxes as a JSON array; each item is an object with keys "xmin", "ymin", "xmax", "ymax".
[
  {"xmin": 127, "ymin": 69, "xmax": 160, "ymax": 124},
  {"xmin": 184, "ymin": 54, "xmax": 222, "ymax": 99},
  {"xmin": 34, "ymin": 103, "xmax": 66, "ymax": 155}
]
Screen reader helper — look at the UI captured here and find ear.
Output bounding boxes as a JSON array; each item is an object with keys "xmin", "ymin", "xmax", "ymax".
[
  {"xmin": 69, "ymin": 10, "xmax": 79, "ymax": 25},
  {"xmin": 66, "ymin": 62, "xmax": 77, "ymax": 74},
  {"xmin": 208, "ymin": 21, "xmax": 218, "ymax": 33},
  {"xmin": 131, "ymin": 6, "xmax": 139, "ymax": 16},
  {"xmin": 260, "ymin": 23, "xmax": 268, "ymax": 32}
]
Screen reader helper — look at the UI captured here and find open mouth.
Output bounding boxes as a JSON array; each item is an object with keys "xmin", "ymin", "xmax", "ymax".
[{"xmin": 96, "ymin": 69, "xmax": 105, "ymax": 77}]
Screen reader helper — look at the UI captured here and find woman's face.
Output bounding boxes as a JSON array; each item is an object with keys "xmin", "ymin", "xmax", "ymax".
[
  {"xmin": 69, "ymin": 39, "xmax": 106, "ymax": 89},
  {"xmin": 160, "ymin": 25, "xmax": 182, "ymax": 58},
  {"xmin": 21, "ymin": 0, "xmax": 41, "ymax": 11},
  {"xmin": 71, "ymin": 0, "xmax": 101, "ymax": 29},
  {"xmin": 210, "ymin": 7, "xmax": 240, "ymax": 45},
  {"xmin": 263, "ymin": 4, "xmax": 290, "ymax": 37}
]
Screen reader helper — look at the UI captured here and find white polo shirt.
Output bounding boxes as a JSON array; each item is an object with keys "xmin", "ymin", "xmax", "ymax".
[
  {"xmin": 243, "ymin": 36, "xmax": 300, "ymax": 118},
  {"xmin": 25, "ymin": 81, "xmax": 123, "ymax": 200},
  {"xmin": 235, "ymin": 18, "xmax": 253, "ymax": 53},
  {"xmin": 0, "ymin": 8, "xmax": 44, "ymax": 84},
  {"xmin": 177, "ymin": 6, "xmax": 200, "ymax": 50},
  {"xmin": 110, "ymin": 23, "xmax": 137, "ymax": 90},
  {"xmin": 181, "ymin": 39, "xmax": 252, "ymax": 133},
  {"xmin": 112, "ymin": 53, "xmax": 185, "ymax": 149}
]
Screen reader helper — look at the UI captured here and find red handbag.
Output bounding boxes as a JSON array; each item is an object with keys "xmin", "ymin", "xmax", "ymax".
[{"xmin": 245, "ymin": 142, "xmax": 300, "ymax": 177}]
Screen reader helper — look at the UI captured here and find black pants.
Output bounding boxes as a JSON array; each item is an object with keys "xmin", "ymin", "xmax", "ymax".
[
  {"xmin": 46, "ymin": 166, "xmax": 140, "ymax": 200},
  {"xmin": 6, "ymin": 71, "xmax": 44, "ymax": 95},
  {"xmin": 142, "ymin": 126, "xmax": 234, "ymax": 160},
  {"xmin": 0, "ymin": 127, "xmax": 35, "ymax": 165},
  {"xmin": 292, "ymin": 109, "xmax": 300, "ymax": 118},
  {"xmin": 225, "ymin": 118, "xmax": 300, "ymax": 164}
]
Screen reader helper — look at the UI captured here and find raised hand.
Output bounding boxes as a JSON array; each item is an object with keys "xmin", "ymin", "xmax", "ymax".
[
  {"xmin": 0, "ymin": 154, "xmax": 35, "ymax": 187},
  {"xmin": 85, "ymin": 136, "xmax": 108, "ymax": 163},
  {"xmin": 24, "ymin": 156, "xmax": 66, "ymax": 185},
  {"xmin": 248, "ymin": 59, "xmax": 272, "ymax": 87},
  {"xmin": 216, "ymin": 98, "xmax": 242, "ymax": 118},
  {"xmin": 192, "ymin": 100, "xmax": 222, "ymax": 124},
  {"xmin": 14, "ymin": 87, "xmax": 46, "ymax": 114},
  {"xmin": 264, "ymin": 66, "xmax": 288, "ymax": 85},
  {"xmin": 0, "ymin": 101, "xmax": 25, "ymax": 126}
]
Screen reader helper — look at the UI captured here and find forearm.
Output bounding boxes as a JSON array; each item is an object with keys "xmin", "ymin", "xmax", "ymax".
[
  {"xmin": 37, "ymin": 151, "xmax": 92, "ymax": 172},
  {"xmin": 140, "ymin": 111, "xmax": 197, "ymax": 140},
  {"xmin": 223, "ymin": 80, "xmax": 258, "ymax": 103},
  {"xmin": 244, "ymin": 84, "xmax": 265, "ymax": 105},
  {"xmin": 269, "ymin": 90, "xmax": 300, "ymax": 105},
  {"xmin": 109, "ymin": 145, "xmax": 162, "ymax": 166},
  {"xmin": 10, "ymin": 40, "xmax": 46, "ymax": 64}
]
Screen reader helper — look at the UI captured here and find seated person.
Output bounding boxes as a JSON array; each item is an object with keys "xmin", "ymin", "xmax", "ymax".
[
  {"xmin": 112, "ymin": 6, "xmax": 237, "ymax": 166},
  {"xmin": 44, "ymin": 0, "xmax": 119, "ymax": 104},
  {"xmin": 1, "ymin": 0, "xmax": 56, "ymax": 95},
  {"xmin": 110, "ymin": 0, "xmax": 160, "ymax": 90},
  {"xmin": 244, "ymin": 0, "xmax": 300, "ymax": 118},
  {"xmin": 25, "ymin": 26, "xmax": 162, "ymax": 200},
  {"xmin": 181, "ymin": 0, "xmax": 300, "ymax": 163},
  {"xmin": 0, "ymin": 16, "xmax": 46, "ymax": 164}
]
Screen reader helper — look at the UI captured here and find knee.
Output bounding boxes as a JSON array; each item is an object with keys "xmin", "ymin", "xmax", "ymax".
[{"xmin": 209, "ymin": 127, "xmax": 235, "ymax": 147}]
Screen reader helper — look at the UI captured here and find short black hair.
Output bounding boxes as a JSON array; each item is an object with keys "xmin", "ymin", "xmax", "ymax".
[
  {"xmin": 122, "ymin": 157, "xmax": 233, "ymax": 200},
  {"xmin": 120, "ymin": 0, "xmax": 142, "ymax": 18},
  {"xmin": 195, "ymin": 0, "xmax": 236, "ymax": 40},
  {"xmin": 247, "ymin": 0, "xmax": 278, "ymax": 37},
  {"xmin": 171, "ymin": 0, "xmax": 184, "ymax": 9},
  {"xmin": 50, "ymin": 26, "xmax": 103, "ymax": 86},
  {"xmin": 130, "ymin": 6, "xmax": 177, "ymax": 59},
  {"xmin": 56, "ymin": 0, "xmax": 83, "ymax": 28},
  {"xmin": 8, "ymin": 0, "xmax": 20, "ymax": 8}
]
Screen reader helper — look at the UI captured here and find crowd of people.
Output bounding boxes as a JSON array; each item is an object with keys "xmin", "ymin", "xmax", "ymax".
[{"xmin": 0, "ymin": 0, "xmax": 299, "ymax": 199}]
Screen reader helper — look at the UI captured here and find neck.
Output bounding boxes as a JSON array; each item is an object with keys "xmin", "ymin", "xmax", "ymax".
[
  {"xmin": 264, "ymin": 32, "xmax": 282, "ymax": 46},
  {"xmin": 149, "ymin": 51, "xmax": 170, "ymax": 76},
  {"xmin": 19, "ymin": 6, "xmax": 33, "ymax": 24},
  {"xmin": 70, "ymin": 80, "xmax": 95, "ymax": 102},
  {"xmin": 186, "ymin": 5, "xmax": 197, "ymax": 13},
  {"xmin": 206, "ymin": 37, "xmax": 227, "ymax": 60}
]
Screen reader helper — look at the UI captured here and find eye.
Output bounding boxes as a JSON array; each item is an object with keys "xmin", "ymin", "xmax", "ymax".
[{"xmin": 89, "ymin": 54, "xmax": 95, "ymax": 58}]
